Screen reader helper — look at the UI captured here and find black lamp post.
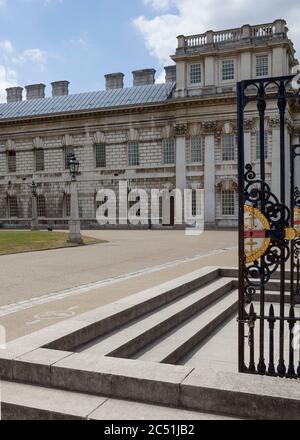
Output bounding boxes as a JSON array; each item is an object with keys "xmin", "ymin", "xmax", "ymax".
[
  {"xmin": 68, "ymin": 153, "xmax": 80, "ymax": 180},
  {"xmin": 30, "ymin": 180, "xmax": 39, "ymax": 231},
  {"xmin": 67, "ymin": 153, "xmax": 82, "ymax": 243}
]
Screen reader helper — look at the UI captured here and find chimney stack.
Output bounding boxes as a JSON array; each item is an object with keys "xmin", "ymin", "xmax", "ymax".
[
  {"xmin": 165, "ymin": 66, "xmax": 176, "ymax": 83},
  {"xmin": 51, "ymin": 81, "xmax": 69, "ymax": 97},
  {"xmin": 6, "ymin": 87, "xmax": 23, "ymax": 103},
  {"xmin": 105, "ymin": 73, "xmax": 124, "ymax": 90},
  {"xmin": 132, "ymin": 69, "xmax": 156, "ymax": 87},
  {"xmin": 25, "ymin": 84, "xmax": 46, "ymax": 100}
]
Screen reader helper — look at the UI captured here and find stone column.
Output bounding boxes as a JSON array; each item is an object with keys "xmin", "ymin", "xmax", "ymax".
[
  {"xmin": 175, "ymin": 124, "xmax": 187, "ymax": 191},
  {"xmin": 69, "ymin": 179, "xmax": 82, "ymax": 244},
  {"xmin": 31, "ymin": 195, "xmax": 39, "ymax": 231},
  {"xmin": 204, "ymin": 123, "xmax": 216, "ymax": 227}
]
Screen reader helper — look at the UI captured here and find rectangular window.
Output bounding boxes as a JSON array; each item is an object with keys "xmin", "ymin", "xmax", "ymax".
[
  {"xmin": 35, "ymin": 149, "xmax": 45, "ymax": 172},
  {"xmin": 222, "ymin": 134, "xmax": 235, "ymax": 161},
  {"xmin": 8, "ymin": 196, "xmax": 18, "ymax": 217},
  {"xmin": 190, "ymin": 64, "xmax": 202, "ymax": 84},
  {"xmin": 95, "ymin": 143, "xmax": 106, "ymax": 168},
  {"xmin": 222, "ymin": 190, "xmax": 235, "ymax": 216},
  {"xmin": 128, "ymin": 142, "xmax": 139, "ymax": 167},
  {"xmin": 65, "ymin": 146, "xmax": 75, "ymax": 169},
  {"xmin": 222, "ymin": 60, "xmax": 235, "ymax": 81},
  {"xmin": 162, "ymin": 139, "xmax": 175, "ymax": 165},
  {"xmin": 64, "ymin": 194, "xmax": 71, "ymax": 217},
  {"xmin": 255, "ymin": 132, "xmax": 268, "ymax": 160},
  {"xmin": 256, "ymin": 55, "xmax": 269, "ymax": 77},
  {"xmin": 7, "ymin": 151, "xmax": 16, "ymax": 173},
  {"xmin": 37, "ymin": 195, "xmax": 46, "ymax": 217},
  {"xmin": 191, "ymin": 137, "xmax": 203, "ymax": 163}
]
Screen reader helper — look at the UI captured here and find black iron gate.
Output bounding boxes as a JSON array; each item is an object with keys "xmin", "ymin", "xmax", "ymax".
[{"xmin": 237, "ymin": 75, "xmax": 300, "ymax": 378}]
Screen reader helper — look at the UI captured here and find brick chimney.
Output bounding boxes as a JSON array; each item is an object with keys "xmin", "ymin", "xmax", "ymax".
[
  {"xmin": 51, "ymin": 81, "xmax": 69, "ymax": 97},
  {"xmin": 132, "ymin": 69, "xmax": 156, "ymax": 87},
  {"xmin": 105, "ymin": 73, "xmax": 124, "ymax": 90},
  {"xmin": 25, "ymin": 84, "xmax": 46, "ymax": 100},
  {"xmin": 165, "ymin": 66, "xmax": 176, "ymax": 83},
  {"xmin": 6, "ymin": 87, "xmax": 23, "ymax": 103}
]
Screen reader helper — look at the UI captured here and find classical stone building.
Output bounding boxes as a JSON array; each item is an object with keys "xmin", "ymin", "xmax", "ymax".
[{"xmin": 0, "ymin": 19, "xmax": 299, "ymax": 229}]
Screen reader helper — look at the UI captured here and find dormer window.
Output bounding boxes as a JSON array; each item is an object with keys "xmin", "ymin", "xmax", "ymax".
[
  {"xmin": 222, "ymin": 60, "xmax": 235, "ymax": 81},
  {"xmin": 190, "ymin": 64, "xmax": 202, "ymax": 84}
]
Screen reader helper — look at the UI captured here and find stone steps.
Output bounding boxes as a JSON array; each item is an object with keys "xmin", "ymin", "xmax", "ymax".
[
  {"xmin": 135, "ymin": 290, "xmax": 237, "ymax": 364},
  {"xmin": 78, "ymin": 278, "xmax": 234, "ymax": 359},
  {"xmin": 0, "ymin": 381, "xmax": 236, "ymax": 420}
]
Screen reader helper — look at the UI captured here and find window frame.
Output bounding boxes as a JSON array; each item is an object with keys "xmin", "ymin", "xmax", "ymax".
[
  {"xmin": 128, "ymin": 141, "xmax": 140, "ymax": 167},
  {"xmin": 256, "ymin": 54, "xmax": 269, "ymax": 78},
  {"xmin": 221, "ymin": 189, "xmax": 235, "ymax": 217},
  {"xmin": 37, "ymin": 195, "xmax": 46, "ymax": 218},
  {"xmin": 35, "ymin": 148, "xmax": 45, "ymax": 172},
  {"xmin": 190, "ymin": 137, "xmax": 203, "ymax": 163},
  {"xmin": 221, "ymin": 59, "xmax": 235, "ymax": 82},
  {"xmin": 8, "ymin": 195, "xmax": 18, "ymax": 218},
  {"xmin": 222, "ymin": 134, "xmax": 235, "ymax": 162},
  {"xmin": 7, "ymin": 150, "xmax": 16, "ymax": 174},
  {"xmin": 162, "ymin": 138, "xmax": 176, "ymax": 165},
  {"xmin": 189, "ymin": 63, "xmax": 202, "ymax": 85},
  {"xmin": 255, "ymin": 131, "xmax": 269, "ymax": 161},
  {"xmin": 95, "ymin": 143, "xmax": 106, "ymax": 169}
]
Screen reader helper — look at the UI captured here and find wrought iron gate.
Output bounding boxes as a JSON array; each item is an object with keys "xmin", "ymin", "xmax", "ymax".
[{"xmin": 237, "ymin": 75, "xmax": 300, "ymax": 378}]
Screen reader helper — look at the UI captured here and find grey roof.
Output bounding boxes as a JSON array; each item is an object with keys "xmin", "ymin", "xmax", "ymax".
[{"xmin": 0, "ymin": 82, "xmax": 176, "ymax": 121}]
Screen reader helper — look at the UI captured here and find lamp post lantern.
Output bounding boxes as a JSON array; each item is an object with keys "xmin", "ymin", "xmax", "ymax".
[
  {"xmin": 68, "ymin": 153, "xmax": 82, "ymax": 244},
  {"xmin": 30, "ymin": 181, "xmax": 39, "ymax": 231}
]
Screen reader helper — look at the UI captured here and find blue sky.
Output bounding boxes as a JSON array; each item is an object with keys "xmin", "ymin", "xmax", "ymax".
[
  {"xmin": 0, "ymin": 0, "xmax": 300, "ymax": 101},
  {"xmin": 0, "ymin": 0, "xmax": 171, "ymax": 99}
]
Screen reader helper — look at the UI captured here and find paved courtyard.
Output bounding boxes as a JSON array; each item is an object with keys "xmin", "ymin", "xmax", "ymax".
[{"xmin": 0, "ymin": 229, "xmax": 237, "ymax": 342}]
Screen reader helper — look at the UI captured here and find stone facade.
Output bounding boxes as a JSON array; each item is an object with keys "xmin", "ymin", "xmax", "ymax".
[{"xmin": 0, "ymin": 19, "xmax": 299, "ymax": 229}]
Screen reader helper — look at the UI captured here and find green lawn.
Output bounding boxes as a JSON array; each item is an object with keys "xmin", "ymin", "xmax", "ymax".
[{"xmin": 0, "ymin": 231, "xmax": 105, "ymax": 255}]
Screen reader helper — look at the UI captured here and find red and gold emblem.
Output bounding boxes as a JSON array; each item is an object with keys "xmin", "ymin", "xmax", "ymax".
[
  {"xmin": 244, "ymin": 205, "xmax": 300, "ymax": 264},
  {"xmin": 244, "ymin": 205, "xmax": 271, "ymax": 264}
]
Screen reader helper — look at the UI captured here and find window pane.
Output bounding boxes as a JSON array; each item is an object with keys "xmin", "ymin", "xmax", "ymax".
[
  {"xmin": 37, "ymin": 195, "xmax": 46, "ymax": 217},
  {"xmin": 95, "ymin": 144, "xmax": 106, "ymax": 168},
  {"xmin": 191, "ymin": 137, "xmax": 202, "ymax": 163},
  {"xmin": 163, "ymin": 139, "xmax": 175, "ymax": 165},
  {"xmin": 256, "ymin": 56, "xmax": 269, "ymax": 77},
  {"xmin": 8, "ymin": 196, "xmax": 18, "ymax": 217},
  {"xmin": 190, "ymin": 64, "xmax": 201, "ymax": 84},
  {"xmin": 222, "ymin": 135, "xmax": 235, "ymax": 161},
  {"xmin": 7, "ymin": 151, "xmax": 16, "ymax": 173},
  {"xmin": 35, "ymin": 149, "xmax": 45, "ymax": 172},
  {"xmin": 222, "ymin": 190, "xmax": 235, "ymax": 216},
  {"xmin": 255, "ymin": 132, "xmax": 268, "ymax": 160},
  {"xmin": 222, "ymin": 60, "xmax": 234, "ymax": 81},
  {"xmin": 128, "ymin": 142, "xmax": 139, "ymax": 166}
]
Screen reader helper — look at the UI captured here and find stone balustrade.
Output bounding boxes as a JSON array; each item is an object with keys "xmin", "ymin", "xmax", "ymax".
[{"xmin": 177, "ymin": 19, "xmax": 288, "ymax": 51}]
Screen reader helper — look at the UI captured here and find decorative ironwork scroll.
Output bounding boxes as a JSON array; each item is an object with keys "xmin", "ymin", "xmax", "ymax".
[{"xmin": 237, "ymin": 75, "xmax": 300, "ymax": 379}]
